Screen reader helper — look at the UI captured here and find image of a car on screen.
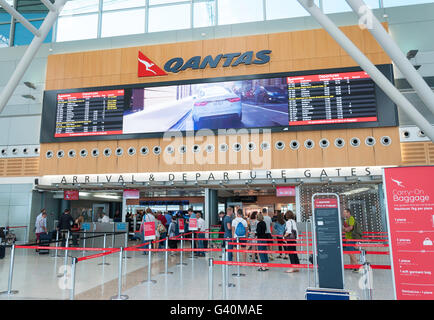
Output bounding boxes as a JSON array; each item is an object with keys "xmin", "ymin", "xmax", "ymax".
[
  {"xmin": 251, "ymin": 85, "xmax": 288, "ymax": 104},
  {"xmin": 192, "ymin": 86, "xmax": 242, "ymax": 130}
]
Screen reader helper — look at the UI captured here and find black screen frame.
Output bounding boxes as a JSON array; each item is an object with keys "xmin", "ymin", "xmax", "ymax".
[{"xmin": 40, "ymin": 64, "xmax": 398, "ymax": 143}]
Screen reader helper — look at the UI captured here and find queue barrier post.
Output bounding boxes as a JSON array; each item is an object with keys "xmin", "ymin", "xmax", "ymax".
[
  {"xmin": 161, "ymin": 237, "xmax": 173, "ymax": 275},
  {"xmin": 123, "ymin": 233, "xmax": 131, "ymax": 259},
  {"xmin": 221, "ymin": 247, "xmax": 227, "ymax": 300},
  {"xmin": 83, "ymin": 230, "xmax": 86, "ymax": 256},
  {"xmin": 52, "ymin": 230, "xmax": 59, "ymax": 258},
  {"xmin": 70, "ymin": 257, "xmax": 77, "ymax": 300},
  {"xmin": 190, "ymin": 232, "xmax": 196, "ymax": 260},
  {"xmin": 232, "ymin": 237, "xmax": 246, "ymax": 277},
  {"xmin": 0, "ymin": 244, "xmax": 19, "ymax": 296},
  {"xmin": 177, "ymin": 237, "xmax": 187, "ymax": 266},
  {"xmin": 360, "ymin": 249, "xmax": 373, "ymax": 300},
  {"xmin": 98, "ymin": 233, "xmax": 110, "ymax": 266},
  {"xmin": 141, "ymin": 242, "xmax": 156, "ymax": 284},
  {"xmin": 225, "ymin": 241, "xmax": 235, "ymax": 288},
  {"xmin": 64, "ymin": 231, "xmax": 70, "ymax": 269},
  {"xmin": 111, "ymin": 247, "xmax": 129, "ymax": 300},
  {"xmin": 208, "ymin": 258, "xmax": 214, "ymax": 300}
]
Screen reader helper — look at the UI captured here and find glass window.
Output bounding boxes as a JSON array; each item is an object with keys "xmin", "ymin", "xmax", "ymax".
[
  {"xmin": 194, "ymin": 1, "xmax": 215, "ymax": 28},
  {"xmin": 148, "ymin": 3, "xmax": 190, "ymax": 33},
  {"xmin": 0, "ymin": 12, "xmax": 11, "ymax": 23},
  {"xmin": 56, "ymin": 14, "xmax": 98, "ymax": 42},
  {"xmin": 150, "ymin": 0, "xmax": 188, "ymax": 5},
  {"xmin": 383, "ymin": 0, "xmax": 434, "ymax": 7},
  {"xmin": 14, "ymin": 20, "xmax": 52, "ymax": 46},
  {"xmin": 266, "ymin": 0, "xmax": 319, "ymax": 20},
  {"xmin": 322, "ymin": 0, "xmax": 380, "ymax": 14},
  {"xmin": 101, "ymin": 8, "xmax": 146, "ymax": 37},
  {"xmin": 60, "ymin": 0, "xmax": 99, "ymax": 16},
  {"xmin": 0, "ymin": 23, "xmax": 10, "ymax": 47},
  {"xmin": 218, "ymin": 0, "xmax": 264, "ymax": 25},
  {"xmin": 103, "ymin": 0, "xmax": 146, "ymax": 11}
]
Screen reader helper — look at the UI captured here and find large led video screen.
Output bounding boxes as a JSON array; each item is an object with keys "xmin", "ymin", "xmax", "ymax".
[{"xmin": 41, "ymin": 64, "xmax": 398, "ymax": 142}]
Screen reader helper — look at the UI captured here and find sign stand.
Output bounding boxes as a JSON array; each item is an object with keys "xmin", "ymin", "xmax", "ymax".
[{"xmin": 311, "ymin": 193, "xmax": 345, "ymax": 290}]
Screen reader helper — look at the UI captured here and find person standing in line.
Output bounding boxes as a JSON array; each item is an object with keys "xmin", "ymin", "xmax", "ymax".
[
  {"xmin": 247, "ymin": 211, "xmax": 259, "ymax": 262},
  {"xmin": 156, "ymin": 211, "xmax": 167, "ymax": 249},
  {"xmin": 141, "ymin": 208, "xmax": 156, "ymax": 254},
  {"xmin": 284, "ymin": 211, "xmax": 300, "ymax": 273},
  {"xmin": 113, "ymin": 210, "xmax": 122, "ymax": 222},
  {"xmin": 256, "ymin": 213, "xmax": 269, "ymax": 272},
  {"xmin": 232, "ymin": 209, "xmax": 248, "ymax": 262},
  {"xmin": 342, "ymin": 208, "xmax": 360, "ymax": 272},
  {"xmin": 195, "ymin": 212, "xmax": 207, "ymax": 257},
  {"xmin": 167, "ymin": 216, "xmax": 178, "ymax": 255},
  {"xmin": 57, "ymin": 209, "xmax": 74, "ymax": 247},
  {"xmin": 223, "ymin": 207, "xmax": 234, "ymax": 261},
  {"xmin": 262, "ymin": 208, "xmax": 274, "ymax": 260},
  {"xmin": 35, "ymin": 209, "xmax": 48, "ymax": 252},
  {"xmin": 273, "ymin": 212, "xmax": 286, "ymax": 259}
]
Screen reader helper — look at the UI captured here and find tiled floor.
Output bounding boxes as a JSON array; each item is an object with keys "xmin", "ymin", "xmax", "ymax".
[{"xmin": 0, "ymin": 243, "xmax": 395, "ymax": 300}]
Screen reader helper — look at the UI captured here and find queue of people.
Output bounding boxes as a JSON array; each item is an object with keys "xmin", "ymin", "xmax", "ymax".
[{"xmin": 219, "ymin": 206, "xmax": 301, "ymax": 273}]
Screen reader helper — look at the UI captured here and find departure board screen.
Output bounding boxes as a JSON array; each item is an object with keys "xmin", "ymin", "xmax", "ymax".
[
  {"xmin": 287, "ymin": 71, "xmax": 377, "ymax": 126},
  {"xmin": 55, "ymin": 89, "xmax": 125, "ymax": 137},
  {"xmin": 42, "ymin": 64, "xmax": 398, "ymax": 143}
]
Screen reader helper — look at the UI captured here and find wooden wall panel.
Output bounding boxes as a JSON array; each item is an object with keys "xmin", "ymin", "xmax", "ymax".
[
  {"xmin": 39, "ymin": 143, "xmax": 58, "ymax": 175},
  {"xmin": 271, "ymin": 132, "xmax": 298, "ymax": 170},
  {"xmin": 137, "ymin": 138, "xmax": 160, "ymax": 172},
  {"xmin": 321, "ymin": 129, "xmax": 349, "ymax": 168},
  {"xmin": 57, "ymin": 142, "xmax": 79, "ymax": 175},
  {"xmin": 296, "ymin": 131, "xmax": 323, "ymax": 168},
  {"xmin": 116, "ymin": 139, "xmax": 139, "ymax": 173},
  {"xmin": 38, "ymin": 25, "xmax": 404, "ymax": 177},
  {"xmin": 96, "ymin": 140, "xmax": 118, "ymax": 174},
  {"xmin": 372, "ymin": 127, "xmax": 401, "ymax": 166},
  {"xmin": 345, "ymin": 128, "xmax": 376, "ymax": 167}
]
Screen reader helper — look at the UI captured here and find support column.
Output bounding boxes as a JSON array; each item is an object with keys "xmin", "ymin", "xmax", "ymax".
[{"xmin": 205, "ymin": 189, "xmax": 218, "ymax": 230}]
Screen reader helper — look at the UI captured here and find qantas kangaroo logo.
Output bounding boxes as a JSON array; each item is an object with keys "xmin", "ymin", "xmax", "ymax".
[
  {"xmin": 391, "ymin": 178, "xmax": 405, "ymax": 188},
  {"xmin": 138, "ymin": 51, "xmax": 167, "ymax": 77}
]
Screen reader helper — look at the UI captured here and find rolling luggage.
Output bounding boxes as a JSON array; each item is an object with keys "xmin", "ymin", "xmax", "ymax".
[{"xmin": 39, "ymin": 232, "xmax": 51, "ymax": 255}]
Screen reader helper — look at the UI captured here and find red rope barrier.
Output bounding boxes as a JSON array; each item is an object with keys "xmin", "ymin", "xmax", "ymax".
[
  {"xmin": 124, "ymin": 247, "xmax": 221, "ymax": 253},
  {"xmin": 77, "ymin": 249, "xmax": 120, "ymax": 262},
  {"xmin": 15, "ymin": 245, "xmax": 115, "ymax": 252}
]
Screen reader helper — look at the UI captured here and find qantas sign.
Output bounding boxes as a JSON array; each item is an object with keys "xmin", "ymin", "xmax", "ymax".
[{"xmin": 138, "ymin": 50, "xmax": 272, "ymax": 77}]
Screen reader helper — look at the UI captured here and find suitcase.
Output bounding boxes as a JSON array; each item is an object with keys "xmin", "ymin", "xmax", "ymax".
[
  {"xmin": 39, "ymin": 233, "xmax": 51, "ymax": 255},
  {"xmin": 0, "ymin": 245, "xmax": 5, "ymax": 259}
]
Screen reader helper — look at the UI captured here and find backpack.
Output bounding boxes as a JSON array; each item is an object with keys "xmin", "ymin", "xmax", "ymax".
[
  {"xmin": 351, "ymin": 218, "xmax": 363, "ymax": 239},
  {"xmin": 235, "ymin": 221, "xmax": 246, "ymax": 237}
]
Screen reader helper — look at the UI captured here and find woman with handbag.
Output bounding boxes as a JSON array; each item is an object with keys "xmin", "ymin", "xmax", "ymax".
[{"xmin": 284, "ymin": 211, "xmax": 300, "ymax": 273}]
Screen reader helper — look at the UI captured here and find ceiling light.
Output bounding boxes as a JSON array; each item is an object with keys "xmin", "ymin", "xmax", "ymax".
[
  {"xmin": 406, "ymin": 50, "xmax": 419, "ymax": 60},
  {"xmin": 24, "ymin": 81, "xmax": 36, "ymax": 89},
  {"xmin": 21, "ymin": 94, "xmax": 36, "ymax": 100}
]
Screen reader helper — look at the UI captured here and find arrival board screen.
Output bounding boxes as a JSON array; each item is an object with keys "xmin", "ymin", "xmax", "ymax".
[
  {"xmin": 55, "ymin": 90, "xmax": 125, "ymax": 137},
  {"xmin": 42, "ymin": 65, "xmax": 397, "ymax": 142}
]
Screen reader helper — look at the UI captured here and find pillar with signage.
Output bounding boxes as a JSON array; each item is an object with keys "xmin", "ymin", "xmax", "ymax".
[
  {"xmin": 383, "ymin": 166, "xmax": 434, "ymax": 300},
  {"xmin": 312, "ymin": 194, "xmax": 345, "ymax": 290},
  {"xmin": 122, "ymin": 189, "xmax": 140, "ymax": 222}
]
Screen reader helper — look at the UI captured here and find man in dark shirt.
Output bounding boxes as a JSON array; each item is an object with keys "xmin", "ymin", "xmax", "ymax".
[
  {"xmin": 57, "ymin": 209, "xmax": 74, "ymax": 246},
  {"xmin": 223, "ymin": 207, "xmax": 234, "ymax": 261}
]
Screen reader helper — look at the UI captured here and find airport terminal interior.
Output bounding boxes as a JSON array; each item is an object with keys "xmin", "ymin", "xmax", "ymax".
[{"xmin": 0, "ymin": 0, "xmax": 433, "ymax": 301}]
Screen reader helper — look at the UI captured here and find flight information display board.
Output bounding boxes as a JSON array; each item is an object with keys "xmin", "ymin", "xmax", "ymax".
[
  {"xmin": 40, "ymin": 64, "xmax": 398, "ymax": 143},
  {"xmin": 287, "ymin": 71, "xmax": 377, "ymax": 126},
  {"xmin": 54, "ymin": 89, "xmax": 125, "ymax": 138}
]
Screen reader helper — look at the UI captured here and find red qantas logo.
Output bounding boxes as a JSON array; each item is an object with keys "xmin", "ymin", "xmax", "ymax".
[{"xmin": 138, "ymin": 51, "xmax": 167, "ymax": 77}]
